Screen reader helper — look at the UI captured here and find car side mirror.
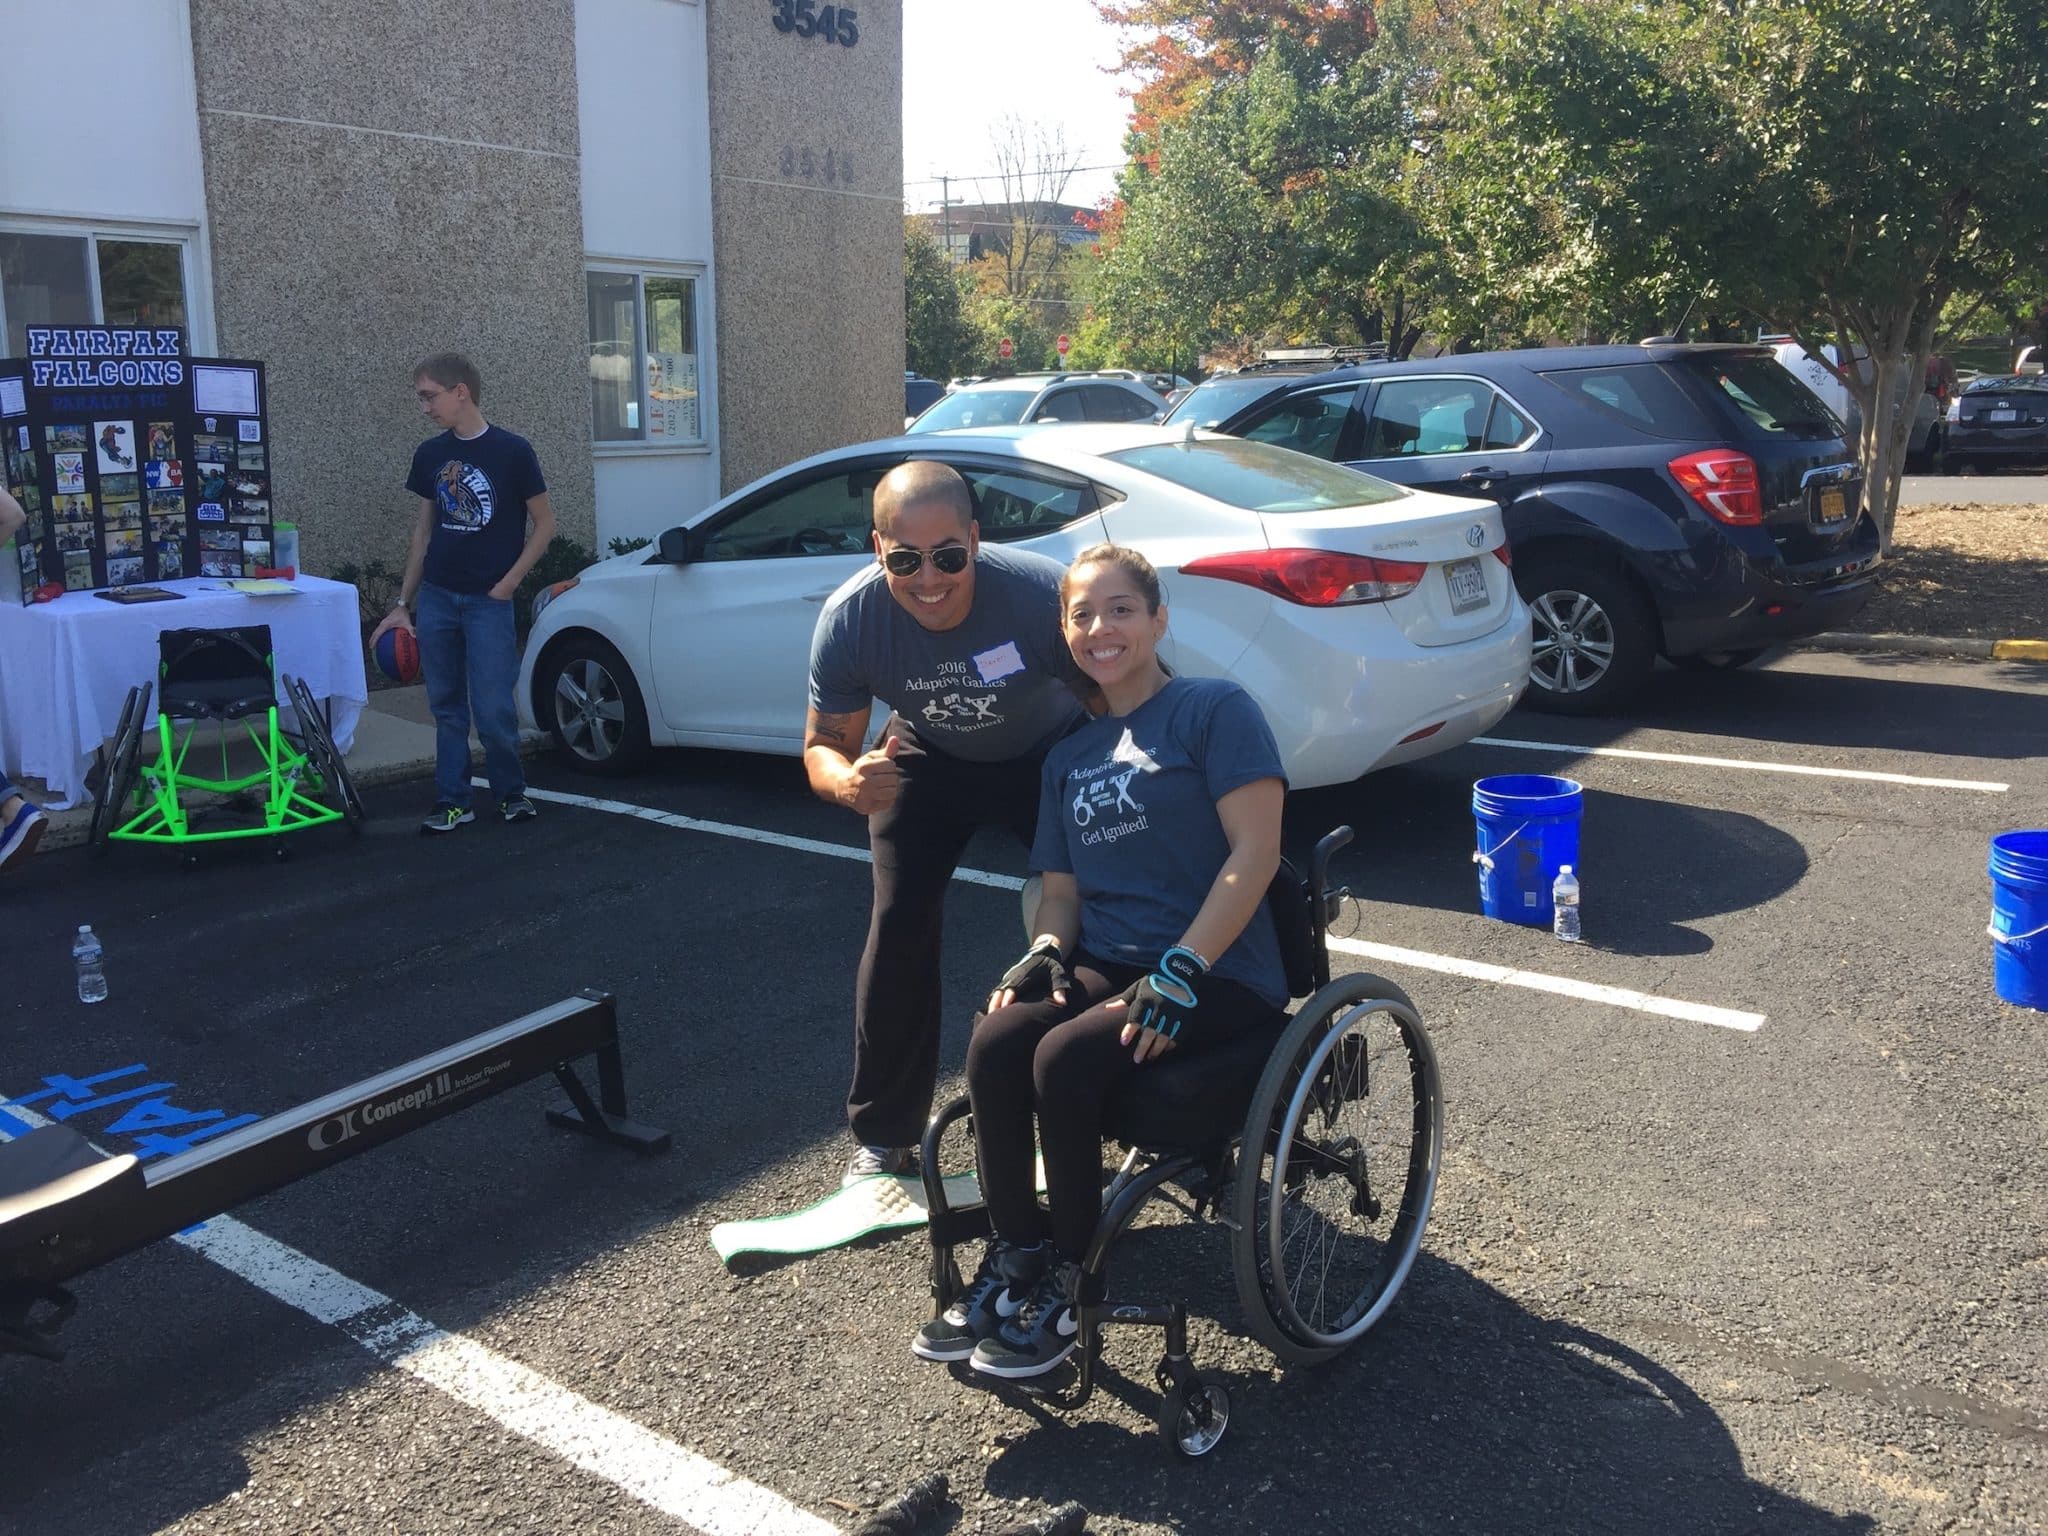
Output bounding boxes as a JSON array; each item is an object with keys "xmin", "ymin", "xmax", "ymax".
[{"xmin": 657, "ymin": 526, "xmax": 694, "ymax": 564}]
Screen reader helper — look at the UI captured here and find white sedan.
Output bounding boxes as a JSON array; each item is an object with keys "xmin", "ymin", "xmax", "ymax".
[{"xmin": 516, "ymin": 426, "xmax": 1530, "ymax": 790}]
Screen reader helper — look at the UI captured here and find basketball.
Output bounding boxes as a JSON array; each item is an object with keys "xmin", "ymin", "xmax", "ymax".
[{"xmin": 374, "ymin": 626, "xmax": 421, "ymax": 684}]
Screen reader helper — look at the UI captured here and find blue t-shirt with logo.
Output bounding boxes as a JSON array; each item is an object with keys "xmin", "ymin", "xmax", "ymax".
[
  {"xmin": 809, "ymin": 544, "xmax": 1084, "ymax": 763},
  {"xmin": 1031, "ymin": 676, "xmax": 1290, "ymax": 1006},
  {"xmin": 405, "ymin": 425, "xmax": 546, "ymax": 595}
]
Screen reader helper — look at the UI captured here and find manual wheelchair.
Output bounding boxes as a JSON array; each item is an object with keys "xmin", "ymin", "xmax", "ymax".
[{"xmin": 918, "ymin": 827, "xmax": 1445, "ymax": 1457}]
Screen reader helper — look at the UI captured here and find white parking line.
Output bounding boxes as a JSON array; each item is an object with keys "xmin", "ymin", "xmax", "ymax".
[
  {"xmin": 514, "ymin": 783, "xmax": 1764, "ymax": 1032},
  {"xmin": 0, "ymin": 1108, "xmax": 834, "ymax": 1536},
  {"xmin": 1471, "ymin": 735, "xmax": 2010, "ymax": 794},
  {"xmin": 1327, "ymin": 936, "xmax": 1766, "ymax": 1032}
]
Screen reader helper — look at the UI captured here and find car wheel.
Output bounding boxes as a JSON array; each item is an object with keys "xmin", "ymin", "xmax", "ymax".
[
  {"xmin": 1669, "ymin": 647, "xmax": 1769, "ymax": 672},
  {"xmin": 1516, "ymin": 559, "xmax": 1657, "ymax": 715},
  {"xmin": 539, "ymin": 634, "xmax": 652, "ymax": 775}
]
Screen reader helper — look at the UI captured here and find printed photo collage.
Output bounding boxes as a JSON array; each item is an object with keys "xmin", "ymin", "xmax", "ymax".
[
  {"xmin": 5, "ymin": 422, "xmax": 39, "ymax": 595},
  {"xmin": 32, "ymin": 415, "xmax": 188, "ymax": 590},
  {"xmin": 10, "ymin": 413, "xmax": 272, "ymax": 592},
  {"xmin": 191, "ymin": 415, "xmax": 272, "ymax": 578}
]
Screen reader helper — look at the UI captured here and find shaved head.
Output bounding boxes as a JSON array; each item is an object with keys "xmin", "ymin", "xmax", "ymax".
[{"xmin": 874, "ymin": 460, "xmax": 973, "ymax": 537}]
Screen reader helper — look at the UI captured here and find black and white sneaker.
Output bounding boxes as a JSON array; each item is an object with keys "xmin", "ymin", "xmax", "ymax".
[
  {"xmin": 970, "ymin": 1259, "xmax": 1083, "ymax": 1379},
  {"xmin": 842, "ymin": 1143, "xmax": 915, "ymax": 1186},
  {"xmin": 912, "ymin": 1241, "xmax": 1046, "ymax": 1362},
  {"xmin": 500, "ymin": 794, "xmax": 538, "ymax": 823}
]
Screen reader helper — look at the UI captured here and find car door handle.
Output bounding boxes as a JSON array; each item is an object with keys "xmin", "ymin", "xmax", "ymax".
[
  {"xmin": 803, "ymin": 587, "xmax": 837, "ymax": 603},
  {"xmin": 1458, "ymin": 468, "xmax": 1497, "ymax": 484}
]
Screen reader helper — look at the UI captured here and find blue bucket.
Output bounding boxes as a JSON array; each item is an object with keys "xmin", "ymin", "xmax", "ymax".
[
  {"xmin": 1473, "ymin": 775, "xmax": 1584, "ymax": 927},
  {"xmin": 1988, "ymin": 831, "xmax": 2048, "ymax": 1012}
]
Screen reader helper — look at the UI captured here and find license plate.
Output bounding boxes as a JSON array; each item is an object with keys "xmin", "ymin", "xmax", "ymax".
[
  {"xmin": 1444, "ymin": 557, "xmax": 1487, "ymax": 613},
  {"xmin": 1817, "ymin": 487, "xmax": 1847, "ymax": 525},
  {"xmin": 1989, "ymin": 408, "xmax": 2018, "ymax": 423}
]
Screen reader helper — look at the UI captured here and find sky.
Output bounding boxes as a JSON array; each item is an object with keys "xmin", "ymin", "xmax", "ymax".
[{"xmin": 901, "ymin": 0, "xmax": 1138, "ymax": 214}]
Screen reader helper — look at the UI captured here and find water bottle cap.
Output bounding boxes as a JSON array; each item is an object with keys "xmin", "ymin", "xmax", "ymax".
[
  {"xmin": 77, "ymin": 923, "xmax": 90, "ymax": 933},
  {"xmin": 1559, "ymin": 865, "xmax": 1573, "ymax": 874}
]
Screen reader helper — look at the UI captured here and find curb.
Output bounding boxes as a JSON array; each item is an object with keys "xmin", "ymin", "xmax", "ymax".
[{"xmin": 1790, "ymin": 633, "xmax": 2048, "ymax": 662}]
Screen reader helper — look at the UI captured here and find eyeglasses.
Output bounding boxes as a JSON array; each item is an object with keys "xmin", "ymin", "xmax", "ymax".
[{"xmin": 882, "ymin": 544, "xmax": 971, "ymax": 578}]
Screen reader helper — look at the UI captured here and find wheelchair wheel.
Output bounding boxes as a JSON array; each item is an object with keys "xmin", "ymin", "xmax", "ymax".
[
  {"xmin": 1230, "ymin": 971, "xmax": 1442, "ymax": 1365},
  {"xmin": 1158, "ymin": 1377, "xmax": 1230, "ymax": 1458},
  {"xmin": 88, "ymin": 684, "xmax": 150, "ymax": 853},
  {"xmin": 285, "ymin": 676, "xmax": 364, "ymax": 831}
]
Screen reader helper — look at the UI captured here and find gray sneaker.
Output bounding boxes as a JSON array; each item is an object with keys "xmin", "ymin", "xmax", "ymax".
[
  {"xmin": 913, "ymin": 1240, "xmax": 1047, "ymax": 1362},
  {"xmin": 842, "ymin": 1143, "xmax": 914, "ymax": 1186},
  {"xmin": 970, "ymin": 1259, "xmax": 1084, "ymax": 1380}
]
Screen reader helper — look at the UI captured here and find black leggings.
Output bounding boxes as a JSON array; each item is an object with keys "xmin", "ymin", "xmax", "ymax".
[{"xmin": 967, "ymin": 954, "xmax": 1287, "ymax": 1260}]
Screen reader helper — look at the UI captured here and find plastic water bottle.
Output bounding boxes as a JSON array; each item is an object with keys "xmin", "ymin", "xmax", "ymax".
[
  {"xmin": 73, "ymin": 925, "xmax": 108, "ymax": 1004},
  {"xmin": 1552, "ymin": 866, "xmax": 1582, "ymax": 944}
]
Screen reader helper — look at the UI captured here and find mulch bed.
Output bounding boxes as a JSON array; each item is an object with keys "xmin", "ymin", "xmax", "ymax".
[{"xmin": 1856, "ymin": 500, "xmax": 2048, "ymax": 641}]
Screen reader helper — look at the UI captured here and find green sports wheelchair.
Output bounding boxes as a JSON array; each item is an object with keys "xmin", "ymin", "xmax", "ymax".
[
  {"xmin": 918, "ymin": 827, "xmax": 1445, "ymax": 1457},
  {"xmin": 89, "ymin": 624, "xmax": 363, "ymax": 858}
]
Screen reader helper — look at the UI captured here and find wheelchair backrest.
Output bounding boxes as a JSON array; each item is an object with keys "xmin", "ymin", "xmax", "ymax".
[
  {"xmin": 158, "ymin": 625, "xmax": 276, "ymax": 721},
  {"xmin": 1267, "ymin": 856, "xmax": 1318, "ymax": 1000}
]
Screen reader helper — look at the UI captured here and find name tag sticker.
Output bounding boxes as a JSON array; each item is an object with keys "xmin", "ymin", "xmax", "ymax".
[{"xmin": 974, "ymin": 641, "xmax": 1025, "ymax": 684}]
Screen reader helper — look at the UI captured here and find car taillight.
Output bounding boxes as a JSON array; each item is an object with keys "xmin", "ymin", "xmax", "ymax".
[
  {"xmin": 1491, "ymin": 542, "xmax": 1512, "ymax": 567},
  {"xmin": 1178, "ymin": 548, "xmax": 1427, "ymax": 606},
  {"xmin": 1668, "ymin": 449, "xmax": 1762, "ymax": 525}
]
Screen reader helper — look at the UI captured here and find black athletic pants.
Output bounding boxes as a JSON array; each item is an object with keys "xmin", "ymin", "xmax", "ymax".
[
  {"xmin": 967, "ymin": 955, "xmax": 1287, "ymax": 1260},
  {"xmin": 847, "ymin": 716, "xmax": 1047, "ymax": 1148}
]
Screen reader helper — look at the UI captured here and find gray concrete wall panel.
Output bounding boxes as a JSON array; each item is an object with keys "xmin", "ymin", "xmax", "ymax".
[
  {"xmin": 708, "ymin": 0, "xmax": 904, "ymax": 492},
  {"xmin": 189, "ymin": 1, "xmax": 593, "ymax": 573}
]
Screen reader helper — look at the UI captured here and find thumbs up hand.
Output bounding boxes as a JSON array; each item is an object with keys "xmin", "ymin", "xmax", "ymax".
[{"xmin": 843, "ymin": 732, "xmax": 906, "ymax": 815}]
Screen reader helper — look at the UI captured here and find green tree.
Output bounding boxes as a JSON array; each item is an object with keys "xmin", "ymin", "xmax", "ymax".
[
  {"xmin": 1440, "ymin": 0, "xmax": 2048, "ymax": 543},
  {"xmin": 904, "ymin": 217, "xmax": 971, "ymax": 379}
]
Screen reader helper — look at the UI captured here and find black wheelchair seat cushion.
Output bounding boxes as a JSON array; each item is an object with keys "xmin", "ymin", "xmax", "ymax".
[
  {"xmin": 1104, "ymin": 1017, "xmax": 1289, "ymax": 1154},
  {"xmin": 0, "ymin": 1125, "xmax": 146, "ymax": 1255},
  {"xmin": 158, "ymin": 625, "xmax": 277, "ymax": 721}
]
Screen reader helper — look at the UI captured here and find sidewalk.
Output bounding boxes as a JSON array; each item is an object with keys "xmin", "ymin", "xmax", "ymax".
[{"xmin": 30, "ymin": 684, "xmax": 541, "ymax": 853}]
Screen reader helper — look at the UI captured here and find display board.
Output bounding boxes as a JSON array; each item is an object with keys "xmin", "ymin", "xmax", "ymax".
[{"xmin": 4, "ymin": 328, "xmax": 274, "ymax": 604}]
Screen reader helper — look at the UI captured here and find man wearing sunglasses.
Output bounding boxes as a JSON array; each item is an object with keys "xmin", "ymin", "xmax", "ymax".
[{"xmin": 807, "ymin": 460, "xmax": 1089, "ymax": 1187}]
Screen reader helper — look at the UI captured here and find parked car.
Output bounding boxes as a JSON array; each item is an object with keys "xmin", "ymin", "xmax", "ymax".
[
  {"xmin": 1766, "ymin": 339, "xmax": 1943, "ymax": 468},
  {"xmin": 517, "ymin": 425, "xmax": 1530, "ymax": 788},
  {"xmin": 905, "ymin": 373, "xmax": 946, "ymax": 428},
  {"xmin": 1164, "ymin": 343, "xmax": 1880, "ymax": 713},
  {"xmin": 1944, "ymin": 375, "xmax": 2048, "ymax": 471},
  {"xmin": 907, "ymin": 373, "xmax": 1165, "ymax": 433}
]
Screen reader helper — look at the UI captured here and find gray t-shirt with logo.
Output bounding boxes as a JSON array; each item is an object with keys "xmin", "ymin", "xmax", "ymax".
[
  {"xmin": 1031, "ymin": 676, "xmax": 1290, "ymax": 1006},
  {"xmin": 809, "ymin": 544, "xmax": 1084, "ymax": 762}
]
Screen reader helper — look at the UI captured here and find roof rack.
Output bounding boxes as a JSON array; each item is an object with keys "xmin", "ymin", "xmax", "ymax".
[{"xmin": 1246, "ymin": 343, "xmax": 1391, "ymax": 371}]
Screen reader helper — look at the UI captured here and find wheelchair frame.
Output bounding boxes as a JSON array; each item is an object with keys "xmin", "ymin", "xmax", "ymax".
[
  {"xmin": 919, "ymin": 827, "xmax": 1445, "ymax": 1457},
  {"xmin": 90, "ymin": 665, "xmax": 363, "ymax": 856}
]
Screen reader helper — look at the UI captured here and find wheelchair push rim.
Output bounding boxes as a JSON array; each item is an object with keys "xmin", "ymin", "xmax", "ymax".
[{"xmin": 1231, "ymin": 972, "xmax": 1443, "ymax": 1363}]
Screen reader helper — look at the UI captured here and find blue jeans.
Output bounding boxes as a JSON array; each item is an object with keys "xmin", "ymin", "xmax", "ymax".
[{"xmin": 414, "ymin": 581, "xmax": 525, "ymax": 809}]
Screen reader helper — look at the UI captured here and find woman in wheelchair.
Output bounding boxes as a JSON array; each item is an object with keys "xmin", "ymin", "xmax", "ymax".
[{"xmin": 911, "ymin": 544, "xmax": 1291, "ymax": 1380}]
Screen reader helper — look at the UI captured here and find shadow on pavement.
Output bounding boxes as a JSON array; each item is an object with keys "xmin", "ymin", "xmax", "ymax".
[
  {"xmin": 1289, "ymin": 764, "xmax": 1809, "ymax": 958},
  {"xmin": 984, "ymin": 1250, "xmax": 1875, "ymax": 1535},
  {"xmin": 1494, "ymin": 656, "xmax": 2048, "ymax": 762}
]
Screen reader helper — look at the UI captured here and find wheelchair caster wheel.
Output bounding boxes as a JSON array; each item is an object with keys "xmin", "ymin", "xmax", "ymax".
[{"xmin": 1158, "ymin": 1377, "xmax": 1229, "ymax": 1458}]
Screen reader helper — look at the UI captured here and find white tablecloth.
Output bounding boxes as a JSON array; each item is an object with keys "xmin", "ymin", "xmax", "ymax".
[{"xmin": 0, "ymin": 575, "xmax": 368, "ymax": 809}]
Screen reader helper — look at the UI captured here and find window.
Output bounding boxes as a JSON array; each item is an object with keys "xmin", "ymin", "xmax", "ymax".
[
  {"xmin": 1029, "ymin": 387, "xmax": 1088, "ymax": 423},
  {"xmin": 1077, "ymin": 384, "xmax": 1156, "ymax": 423},
  {"xmin": 910, "ymin": 389, "xmax": 1036, "ymax": 431},
  {"xmin": 1537, "ymin": 363, "xmax": 1708, "ymax": 439},
  {"xmin": 1238, "ymin": 385, "xmax": 1362, "ymax": 460},
  {"xmin": 698, "ymin": 467, "xmax": 879, "ymax": 561},
  {"xmin": 586, "ymin": 266, "xmax": 704, "ymax": 446},
  {"xmin": 1, "ymin": 228, "xmax": 194, "ymax": 356},
  {"xmin": 1108, "ymin": 438, "xmax": 1407, "ymax": 513},
  {"xmin": 958, "ymin": 465, "xmax": 1094, "ymax": 542},
  {"xmin": 1482, "ymin": 396, "xmax": 1535, "ymax": 449},
  {"xmin": 1361, "ymin": 378, "xmax": 1493, "ymax": 458}
]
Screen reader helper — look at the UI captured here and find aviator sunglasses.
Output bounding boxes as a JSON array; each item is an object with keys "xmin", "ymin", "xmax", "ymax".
[{"xmin": 882, "ymin": 543, "xmax": 971, "ymax": 577}]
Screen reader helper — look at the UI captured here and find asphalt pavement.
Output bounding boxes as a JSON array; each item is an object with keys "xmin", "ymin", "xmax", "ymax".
[
  {"xmin": 1898, "ymin": 470, "xmax": 2046, "ymax": 506},
  {"xmin": 3, "ymin": 649, "xmax": 2045, "ymax": 1535}
]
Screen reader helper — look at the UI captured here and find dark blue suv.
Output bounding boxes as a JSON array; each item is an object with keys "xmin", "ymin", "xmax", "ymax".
[{"xmin": 1165, "ymin": 344, "xmax": 1880, "ymax": 713}]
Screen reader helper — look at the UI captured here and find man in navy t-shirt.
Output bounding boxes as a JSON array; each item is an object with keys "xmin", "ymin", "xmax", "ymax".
[{"xmin": 369, "ymin": 352, "xmax": 555, "ymax": 833}]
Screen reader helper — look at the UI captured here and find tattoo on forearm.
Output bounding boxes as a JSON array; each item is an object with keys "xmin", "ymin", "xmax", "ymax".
[{"xmin": 811, "ymin": 721, "xmax": 849, "ymax": 745}]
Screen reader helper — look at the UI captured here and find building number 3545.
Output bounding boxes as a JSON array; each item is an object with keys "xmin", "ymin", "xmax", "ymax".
[{"xmin": 771, "ymin": 0, "xmax": 859, "ymax": 47}]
